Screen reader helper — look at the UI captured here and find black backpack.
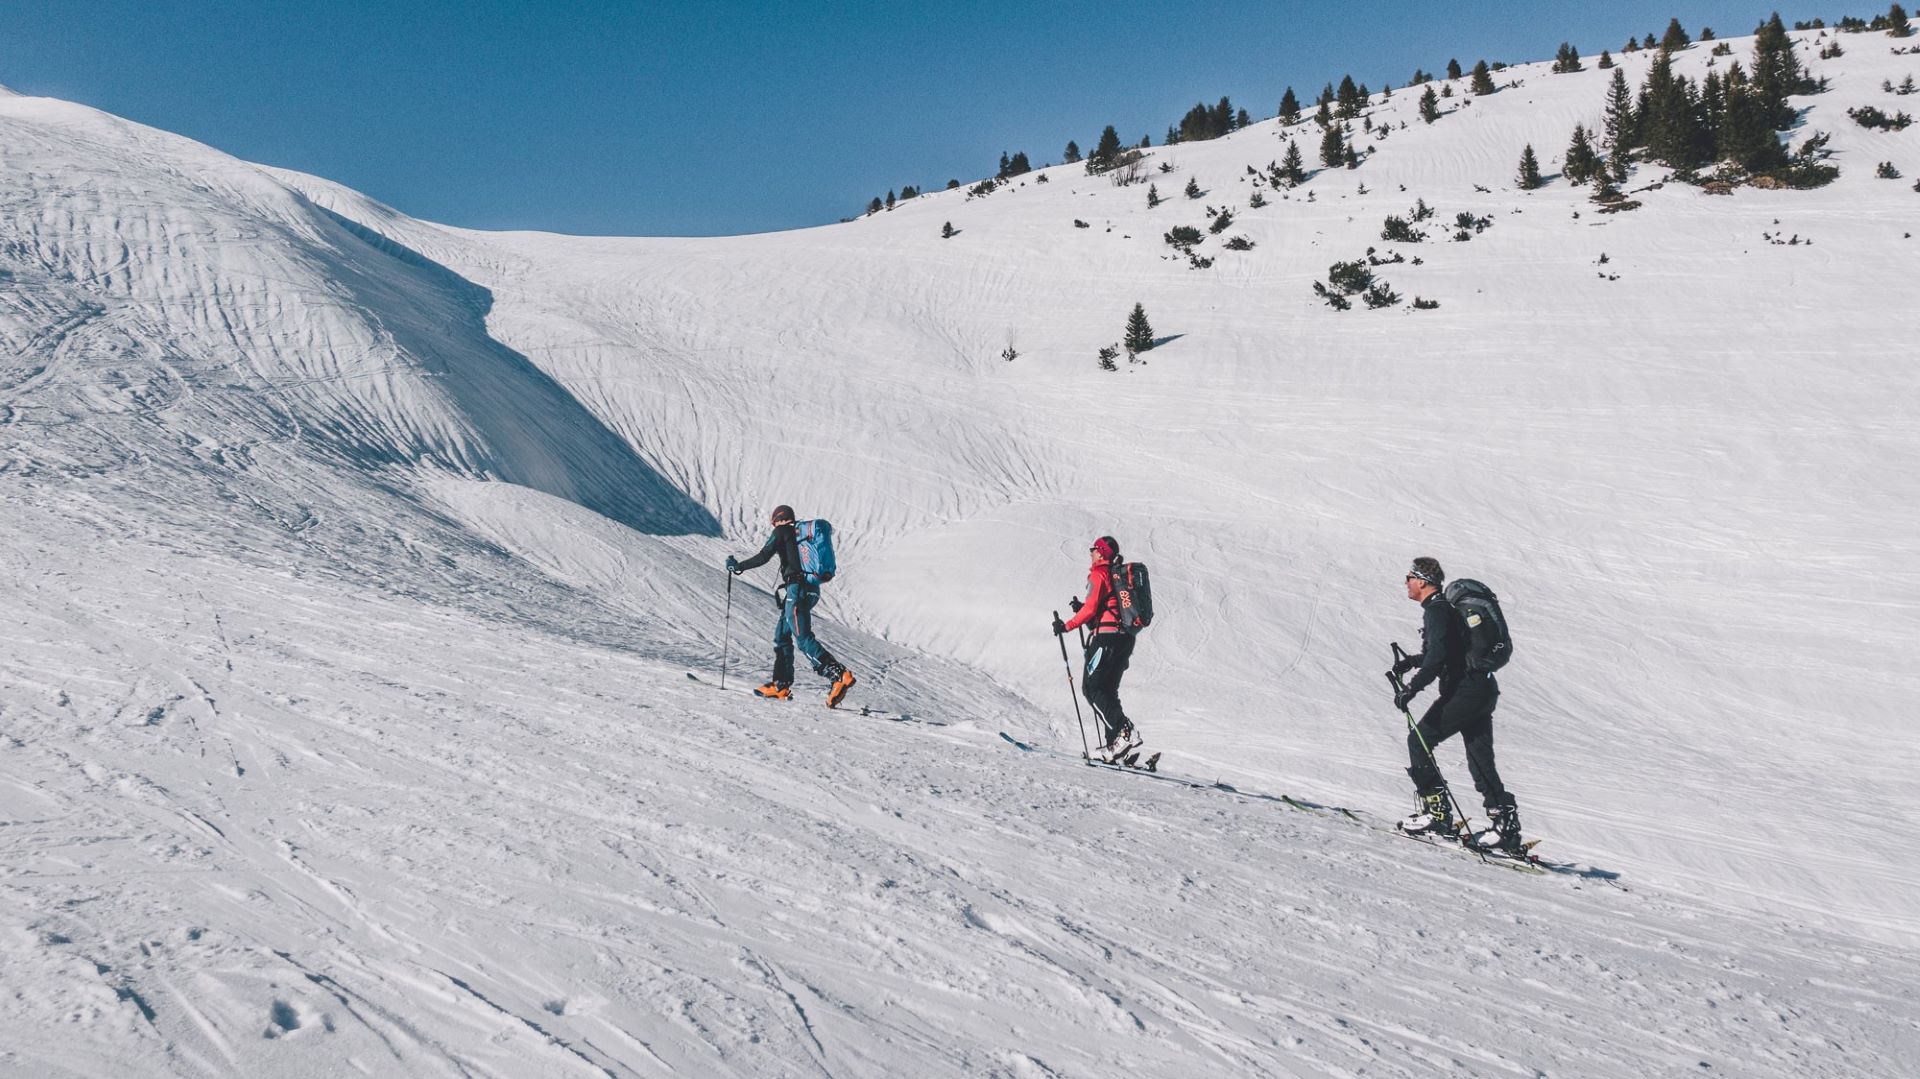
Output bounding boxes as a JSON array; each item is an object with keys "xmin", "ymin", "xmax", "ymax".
[
  {"xmin": 1444, "ymin": 579, "xmax": 1512, "ymax": 671},
  {"xmin": 1114, "ymin": 562, "xmax": 1154, "ymax": 634}
]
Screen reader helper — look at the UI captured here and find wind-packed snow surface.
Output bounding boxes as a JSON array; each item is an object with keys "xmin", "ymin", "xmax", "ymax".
[{"xmin": 3, "ymin": 27, "xmax": 1919, "ymax": 1078}]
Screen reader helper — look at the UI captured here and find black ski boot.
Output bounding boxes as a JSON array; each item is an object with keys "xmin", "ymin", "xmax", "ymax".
[{"xmin": 1468, "ymin": 801, "xmax": 1524, "ymax": 855}]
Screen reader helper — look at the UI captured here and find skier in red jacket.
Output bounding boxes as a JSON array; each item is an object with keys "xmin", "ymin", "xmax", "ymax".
[{"xmin": 1052, "ymin": 536, "xmax": 1141, "ymax": 761}]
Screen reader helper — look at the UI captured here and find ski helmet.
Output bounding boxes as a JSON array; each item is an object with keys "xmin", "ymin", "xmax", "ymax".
[{"xmin": 1092, "ymin": 536, "xmax": 1120, "ymax": 562}]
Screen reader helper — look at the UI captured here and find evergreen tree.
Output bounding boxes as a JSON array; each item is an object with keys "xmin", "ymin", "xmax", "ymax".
[
  {"xmin": 885, "ymin": 189, "xmax": 896, "ymax": 210},
  {"xmin": 1279, "ymin": 86, "xmax": 1302, "ymax": 123},
  {"xmin": 1564, "ymin": 123, "xmax": 1600, "ymax": 184},
  {"xmin": 1318, "ymin": 82, "xmax": 1336, "ymax": 106},
  {"xmin": 1147, "ymin": 183, "xmax": 1162, "ymax": 208},
  {"xmin": 1700, "ymin": 26, "xmax": 1716, "ymax": 40},
  {"xmin": 998, "ymin": 152, "xmax": 1012, "ymax": 179},
  {"xmin": 1641, "ymin": 47, "xmax": 1705, "ymax": 168},
  {"xmin": 1124, "ymin": 303, "xmax": 1155, "ymax": 355},
  {"xmin": 1598, "ymin": 50, "xmax": 1615, "ymax": 69},
  {"xmin": 1320, "ymin": 123, "xmax": 1346, "ymax": 167},
  {"xmin": 1420, "ymin": 84, "xmax": 1440, "ymax": 123},
  {"xmin": 1165, "ymin": 124, "xmax": 1180, "ymax": 146},
  {"xmin": 868, "ymin": 196, "xmax": 883, "ymax": 214},
  {"xmin": 1471, "ymin": 60, "xmax": 1497, "ymax": 95},
  {"xmin": 1554, "ymin": 42, "xmax": 1584, "ymax": 73},
  {"xmin": 1516, "ymin": 144, "xmax": 1543, "ymax": 188},
  {"xmin": 1892, "ymin": 4, "xmax": 1914, "ymax": 37},
  {"xmin": 1185, "ymin": 177, "xmax": 1202, "ymax": 198},
  {"xmin": 1344, "ymin": 144, "xmax": 1360, "ymax": 169},
  {"xmin": 1337, "ymin": 74, "xmax": 1362, "ymax": 117},
  {"xmin": 1643, "ymin": 33, "xmax": 1657, "ymax": 50},
  {"xmin": 1007, "ymin": 152, "xmax": 1031, "ymax": 176},
  {"xmin": 1314, "ymin": 100, "xmax": 1333, "ymax": 127},
  {"xmin": 1661, "ymin": 18, "xmax": 1691, "ymax": 52},
  {"xmin": 941, "ymin": 221, "xmax": 954, "ymax": 238},
  {"xmin": 1717, "ymin": 69, "xmax": 1788, "ymax": 171},
  {"xmin": 1237, "ymin": 107, "xmax": 1252, "ymax": 129},
  {"xmin": 1282, "ymin": 139, "xmax": 1306, "ymax": 183},
  {"xmin": 1446, "ymin": 58, "xmax": 1463, "ymax": 80},
  {"xmin": 1088, "ymin": 125, "xmax": 1124, "ymax": 173},
  {"xmin": 1603, "ymin": 66, "xmax": 1639, "ymax": 154},
  {"xmin": 1064, "ymin": 140, "xmax": 1081, "ymax": 163}
]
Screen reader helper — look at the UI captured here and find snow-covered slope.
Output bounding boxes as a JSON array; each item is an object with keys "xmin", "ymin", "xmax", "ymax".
[{"xmin": 3, "ymin": 25, "xmax": 1918, "ymax": 1078}]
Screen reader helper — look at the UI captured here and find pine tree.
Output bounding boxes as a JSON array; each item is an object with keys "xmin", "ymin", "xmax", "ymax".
[
  {"xmin": 1279, "ymin": 86, "xmax": 1301, "ymax": 124},
  {"xmin": 1643, "ymin": 33, "xmax": 1657, "ymax": 50},
  {"xmin": 1314, "ymin": 100, "xmax": 1333, "ymax": 127},
  {"xmin": 941, "ymin": 221, "xmax": 954, "ymax": 238},
  {"xmin": 1661, "ymin": 18, "xmax": 1691, "ymax": 52},
  {"xmin": 1344, "ymin": 144, "xmax": 1360, "ymax": 169},
  {"xmin": 998, "ymin": 152, "xmax": 1012, "ymax": 179},
  {"xmin": 1700, "ymin": 26, "xmax": 1716, "ymax": 41},
  {"xmin": 1471, "ymin": 60, "xmax": 1497, "ymax": 95},
  {"xmin": 868, "ymin": 196, "xmax": 883, "ymax": 215},
  {"xmin": 1064, "ymin": 140, "xmax": 1081, "ymax": 163},
  {"xmin": 885, "ymin": 190, "xmax": 896, "ymax": 210},
  {"xmin": 1446, "ymin": 58, "xmax": 1463, "ymax": 80},
  {"xmin": 1237, "ymin": 107, "xmax": 1252, "ymax": 129},
  {"xmin": 1892, "ymin": 4, "xmax": 1914, "ymax": 38},
  {"xmin": 1282, "ymin": 139, "xmax": 1306, "ymax": 183},
  {"xmin": 1554, "ymin": 42, "xmax": 1583, "ymax": 73},
  {"xmin": 1598, "ymin": 50, "xmax": 1615, "ymax": 69},
  {"xmin": 1564, "ymin": 123, "xmax": 1600, "ymax": 184},
  {"xmin": 1516, "ymin": 144, "xmax": 1543, "ymax": 188},
  {"xmin": 1320, "ymin": 123, "xmax": 1346, "ymax": 167},
  {"xmin": 1337, "ymin": 74, "xmax": 1362, "ymax": 117},
  {"xmin": 1008, "ymin": 152, "xmax": 1031, "ymax": 176},
  {"xmin": 1420, "ymin": 84, "xmax": 1440, "ymax": 123},
  {"xmin": 1147, "ymin": 183, "xmax": 1162, "ymax": 208},
  {"xmin": 1641, "ymin": 48, "xmax": 1707, "ymax": 168},
  {"xmin": 1088, "ymin": 125, "xmax": 1124, "ymax": 173},
  {"xmin": 1185, "ymin": 177, "xmax": 1202, "ymax": 198},
  {"xmin": 1603, "ymin": 66, "xmax": 1638, "ymax": 154},
  {"xmin": 1318, "ymin": 82, "xmax": 1335, "ymax": 106},
  {"xmin": 1124, "ymin": 303, "xmax": 1155, "ymax": 356}
]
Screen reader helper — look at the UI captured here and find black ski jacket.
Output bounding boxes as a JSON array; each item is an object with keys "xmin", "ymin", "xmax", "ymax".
[
  {"xmin": 735, "ymin": 523, "xmax": 803, "ymax": 585},
  {"xmin": 1406, "ymin": 592, "xmax": 1469, "ymax": 698}
]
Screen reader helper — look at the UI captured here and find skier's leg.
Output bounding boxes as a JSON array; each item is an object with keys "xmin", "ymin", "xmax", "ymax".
[
  {"xmin": 1106, "ymin": 635, "xmax": 1137, "ymax": 739},
  {"xmin": 1456, "ymin": 679, "xmax": 1511, "ymax": 810},
  {"xmin": 771, "ymin": 591, "xmax": 796, "ymax": 687},
  {"xmin": 1406, "ymin": 696, "xmax": 1461, "ymax": 794},
  {"xmin": 789, "ymin": 586, "xmax": 835, "ymax": 677},
  {"xmin": 1081, "ymin": 640, "xmax": 1122, "ymax": 745}
]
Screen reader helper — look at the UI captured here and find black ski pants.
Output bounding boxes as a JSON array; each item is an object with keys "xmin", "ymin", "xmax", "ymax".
[
  {"xmin": 1407, "ymin": 671, "xmax": 1512, "ymax": 810},
  {"xmin": 1082, "ymin": 632, "xmax": 1135, "ymax": 744}
]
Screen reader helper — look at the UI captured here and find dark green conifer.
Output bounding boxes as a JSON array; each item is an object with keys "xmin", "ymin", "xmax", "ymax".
[
  {"xmin": 1124, "ymin": 304, "xmax": 1155, "ymax": 355},
  {"xmin": 1420, "ymin": 85, "xmax": 1440, "ymax": 123},
  {"xmin": 1471, "ymin": 60, "xmax": 1496, "ymax": 95},
  {"xmin": 1446, "ymin": 58, "xmax": 1463, "ymax": 80},
  {"xmin": 1516, "ymin": 144, "xmax": 1543, "ymax": 188},
  {"xmin": 1279, "ymin": 87, "xmax": 1302, "ymax": 124},
  {"xmin": 1661, "ymin": 18, "xmax": 1691, "ymax": 52},
  {"xmin": 1320, "ymin": 123, "xmax": 1346, "ymax": 167}
]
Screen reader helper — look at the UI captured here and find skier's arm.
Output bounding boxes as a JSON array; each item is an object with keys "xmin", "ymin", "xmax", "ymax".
[
  {"xmin": 1404, "ymin": 602, "xmax": 1449, "ymax": 695},
  {"xmin": 733, "ymin": 532, "xmax": 779, "ymax": 572},
  {"xmin": 1062, "ymin": 572, "xmax": 1109, "ymax": 632}
]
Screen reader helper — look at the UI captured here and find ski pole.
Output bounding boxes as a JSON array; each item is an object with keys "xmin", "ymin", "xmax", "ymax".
[
  {"xmin": 1388, "ymin": 654, "xmax": 1476, "ymax": 848},
  {"xmin": 1055, "ymin": 611, "xmax": 1091, "ymax": 759},
  {"xmin": 719, "ymin": 569, "xmax": 735, "ymax": 690}
]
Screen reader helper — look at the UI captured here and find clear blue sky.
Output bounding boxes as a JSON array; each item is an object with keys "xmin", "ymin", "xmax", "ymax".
[{"xmin": 2, "ymin": 1, "xmax": 1818, "ymax": 236}]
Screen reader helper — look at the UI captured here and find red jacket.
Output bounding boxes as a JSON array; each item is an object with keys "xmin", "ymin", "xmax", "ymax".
[{"xmin": 1063, "ymin": 558, "xmax": 1124, "ymax": 634}]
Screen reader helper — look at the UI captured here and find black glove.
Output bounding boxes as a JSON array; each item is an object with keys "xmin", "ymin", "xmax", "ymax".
[
  {"xmin": 725, "ymin": 556, "xmax": 739, "ymax": 574},
  {"xmin": 1068, "ymin": 596, "xmax": 1083, "ymax": 614},
  {"xmin": 1051, "ymin": 615, "xmax": 1067, "ymax": 637},
  {"xmin": 1391, "ymin": 651, "xmax": 1418, "ymax": 676},
  {"xmin": 1394, "ymin": 684, "xmax": 1418, "ymax": 712}
]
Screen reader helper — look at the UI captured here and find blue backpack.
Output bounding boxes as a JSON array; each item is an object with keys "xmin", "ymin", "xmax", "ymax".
[{"xmin": 795, "ymin": 519, "xmax": 836, "ymax": 584}]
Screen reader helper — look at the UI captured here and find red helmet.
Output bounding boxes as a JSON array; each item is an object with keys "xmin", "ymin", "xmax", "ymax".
[{"xmin": 1091, "ymin": 536, "xmax": 1120, "ymax": 562}]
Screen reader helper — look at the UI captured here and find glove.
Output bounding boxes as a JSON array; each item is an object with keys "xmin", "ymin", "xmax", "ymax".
[
  {"xmin": 1051, "ymin": 615, "xmax": 1067, "ymax": 637},
  {"xmin": 1068, "ymin": 596, "xmax": 1083, "ymax": 614},
  {"xmin": 1391, "ymin": 651, "xmax": 1418, "ymax": 676},
  {"xmin": 725, "ymin": 556, "xmax": 739, "ymax": 574},
  {"xmin": 1394, "ymin": 685, "xmax": 1418, "ymax": 712}
]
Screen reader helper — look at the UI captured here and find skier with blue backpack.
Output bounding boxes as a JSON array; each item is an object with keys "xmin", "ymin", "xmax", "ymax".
[{"xmin": 727, "ymin": 505, "xmax": 856, "ymax": 707}]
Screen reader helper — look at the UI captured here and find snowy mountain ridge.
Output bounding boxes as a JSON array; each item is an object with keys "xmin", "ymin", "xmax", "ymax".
[{"xmin": 2, "ymin": 23, "xmax": 1918, "ymax": 1078}]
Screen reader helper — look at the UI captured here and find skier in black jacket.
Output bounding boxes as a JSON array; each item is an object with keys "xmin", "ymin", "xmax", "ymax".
[
  {"xmin": 1392, "ymin": 557, "xmax": 1522, "ymax": 852},
  {"xmin": 726, "ymin": 505, "xmax": 856, "ymax": 707}
]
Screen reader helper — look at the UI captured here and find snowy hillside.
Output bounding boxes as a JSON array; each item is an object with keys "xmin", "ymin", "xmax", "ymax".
[{"xmin": 3, "ymin": 22, "xmax": 1919, "ymax": 1078}]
